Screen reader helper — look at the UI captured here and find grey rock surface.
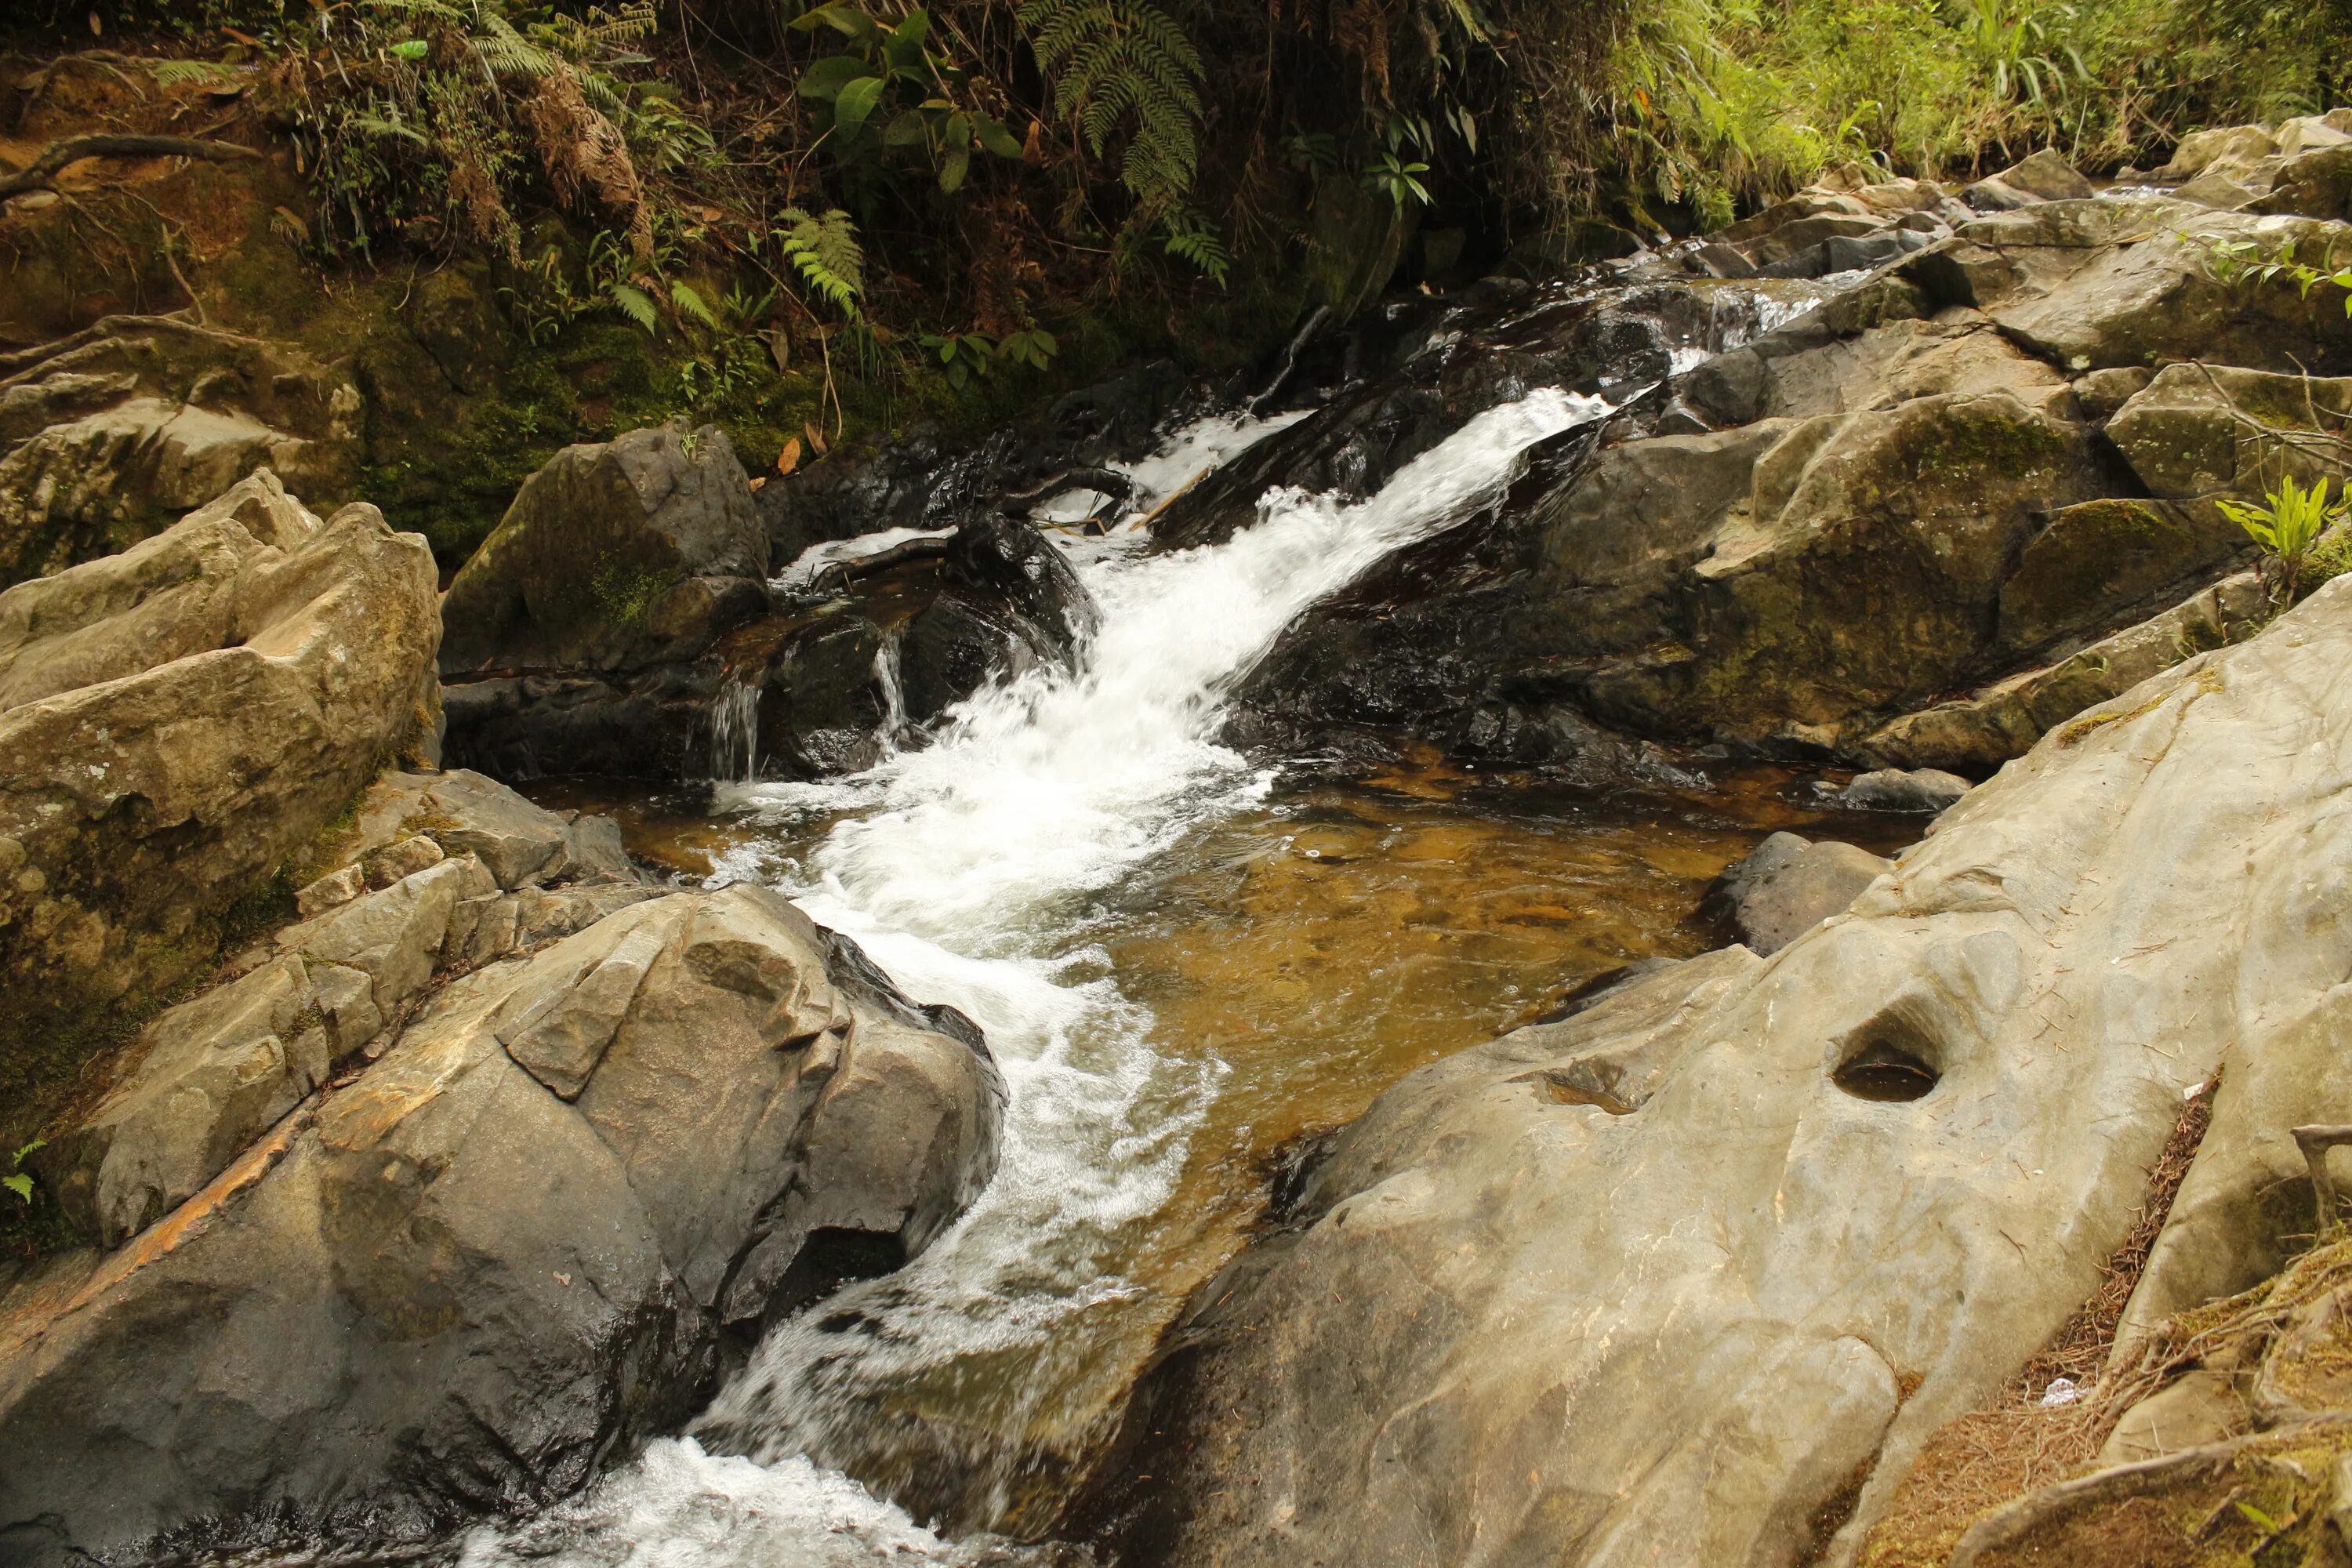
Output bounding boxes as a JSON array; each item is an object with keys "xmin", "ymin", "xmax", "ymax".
[
  {"xmin": 0, "ymin": 470, "xmax": 439, "ymax": 1145},
  {"xmin": 0, "ymin": 884, "xmax": 1004, "ymax": 1567},
  {"xmin": 1095, "ymin": 577, "xmax": 2352, "ymax": 1568}
]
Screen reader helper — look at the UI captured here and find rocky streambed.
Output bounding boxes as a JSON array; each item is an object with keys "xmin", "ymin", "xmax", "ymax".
[{"xmin": 6, "ymin": 118, "xmax": 2352, "ymax": 1568}]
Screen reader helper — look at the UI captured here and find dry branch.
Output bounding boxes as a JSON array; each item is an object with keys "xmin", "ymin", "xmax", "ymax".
[{"xmin": 0, "ymin": 134, "xmax": 259, "ymax": 203}]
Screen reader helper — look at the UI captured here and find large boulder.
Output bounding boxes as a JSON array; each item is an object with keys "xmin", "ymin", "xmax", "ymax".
[
  {"xmin": 0, "ymin": 316, "xmax": 361, "ymax": 587},
  {"xmin": 1700, "ymin": 830, "xmax": 1892, "ymax": 955},
  {"xmin": 1086, "ymin": 575, "xmax": 2352, "ymax": 1568},
  {"xmin": 1239, "ymin": 189, "xmax": 2352, "ymax": 771},
  {"xmin": 0, "ymin": 469, "xmax": 439, "ymax": 1146},
  {"xmin": 0, "ymin": 880, "xmax": 1004, "ymax": 1566},
  {"xmin": 437, "ymin": 419, "xmax": 769, "ymax": 779},
  {"xmin": 440, "ymin": 419, "xmax": 768, "ymax": 676}
]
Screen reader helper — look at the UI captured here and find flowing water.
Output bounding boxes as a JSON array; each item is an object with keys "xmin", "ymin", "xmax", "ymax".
[{"xmin": 481, "ymin": 377, "xmax": 1910, "ymax": 1565}]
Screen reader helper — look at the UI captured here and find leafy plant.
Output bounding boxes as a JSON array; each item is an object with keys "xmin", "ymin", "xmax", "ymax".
[
  {"xmin": 5, "ymin": 1141, "xmax": 42, "ymax": 1206},
  {"xmin": 775, "ymin": 208, "xmax": 867, "ymax": 319},
  {"xmin": 1018, "ymin": 0, "xmax": 1207, "ymax": 209},
  {"xmin": 1363, "ymin": 118, "xmax": 1434, "ymax": 208},
  {"xmin": 792, "ymin": 5, "xmax": 1025, "ymax": 191},
  {"xmin": 998, "ymin": 328, "xmax": 1062, "ymax": 370},
  {"xmin": 922, "ymin": 331, "xmax": 998, "ymax": 389},
  {"xmin": 2217, "ymin": 473, "xmax": 2345, "ymax": 606}
]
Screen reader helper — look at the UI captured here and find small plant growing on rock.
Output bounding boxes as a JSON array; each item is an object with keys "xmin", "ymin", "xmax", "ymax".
[
  {"xmin": 2217, "ymin": 474, "xmax": 2345, "ymax": 609},
  {"xmin": 5, "ymin": 1140, "xmax": 43, "ymax": 1205}
]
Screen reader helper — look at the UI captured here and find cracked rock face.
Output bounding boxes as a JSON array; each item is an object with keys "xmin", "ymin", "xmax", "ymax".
[
  {"xmin": 0, "ymin": 882, "xmax": 1004, "ymax": 1567},
  {"xmin": 1090, "ymin": 579, "xmax": 2352, "ymax": 1568},
  {"xmin": 0, "ymin": 467, "xmax": 440, "ymax": 1142}
]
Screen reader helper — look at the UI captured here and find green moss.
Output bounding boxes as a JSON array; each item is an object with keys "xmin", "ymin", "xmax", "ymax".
[{"xmin": 591, "ymin": 557, "xmax": 679, "ymax": 626}]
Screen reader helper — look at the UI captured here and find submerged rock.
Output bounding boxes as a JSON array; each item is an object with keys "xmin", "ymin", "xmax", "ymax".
[
  {"xmin": 1085, "ymin": 578, "xmax": 2352, "ymax": 1568},
  {"xmin": 1701, "ymin": 829, "xmax": 1893, "ymax": 955},
  {"xmin": 0, "ymin": 468, "xmax": 439, "ymax": 1145},
  {"xmin": 0, "ymin": 881, "xmax": 1004, "ymax": 1566}
]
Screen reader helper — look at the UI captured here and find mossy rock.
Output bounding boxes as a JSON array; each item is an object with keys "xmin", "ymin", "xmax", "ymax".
[{"xmin": 1998, "ymin": 498, "xmax": 2248, "ymax": 655}]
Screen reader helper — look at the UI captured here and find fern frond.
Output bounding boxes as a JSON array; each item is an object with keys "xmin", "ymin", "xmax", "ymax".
[
  {"xmin": 1018, "ymin": 0, "xmax": 1205, "ymax": 207},
  {"xmin": 477, "ymin": 13, "xmax": 557, "ymax": 78},
  {"xmin": 149, "ymin": 59, "xmax": 237, "ymax": 88},
  {"xmin": 775, "ymin": 206, "xmax": 866, "ymax": 318},
  {"xmin": 671, "ymin": 281, "xmax": 719, "ymax": 327},
  {"xmin": 608, "ymin": 281, "xmax": 659, "ymax": 330}
]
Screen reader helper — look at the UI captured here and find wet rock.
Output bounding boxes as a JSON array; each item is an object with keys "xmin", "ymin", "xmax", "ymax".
[
  {"xmin": 1087, "ymin": 578, "xmax": 2352, "ymax": 1568},
  {"xmin": 1701, "ymin": 830, "xmax": 1892, "ymax": 955},
  {"xmin": 0, "ymin": 317, "xmax": 361, "ymax": 586},
  {"xmin": 1155, "ymin": 286, "xmax": 1715, "ymax": 551},
  {"xmin": 0, "ymin": 470, "xmax": 438, "ymax": 1145},
  {"xmin": 1832, "ymin": 767, "xmax": 1972, "ymax": 813},
  {"xmin": 0, "ymin": 883, "xmax": 1004, "ymax": 1567}
]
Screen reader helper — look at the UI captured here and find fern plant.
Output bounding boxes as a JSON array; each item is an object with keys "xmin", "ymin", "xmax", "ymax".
[
  {"xmin": 5, "ymin": 1140, "xmax": 41, "ymax": 1206},
  {"xmin": 775, "ymin": 208, "xmax": 866, "ymax": 319},
  {"xmin": 1018, "ymin": 0, "xmax": 1206, "ymax": 209}
]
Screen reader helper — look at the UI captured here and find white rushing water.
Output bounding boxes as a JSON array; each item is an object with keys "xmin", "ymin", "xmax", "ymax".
[{"xmin": 459, "ymin": 387, "xmax": 1606, "ymax": 1568}]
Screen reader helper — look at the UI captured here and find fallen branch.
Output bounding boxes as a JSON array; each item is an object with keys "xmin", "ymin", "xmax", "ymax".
[{"xmin": 0, "ymin": 134, "xmax": 260, "ymax": 203}]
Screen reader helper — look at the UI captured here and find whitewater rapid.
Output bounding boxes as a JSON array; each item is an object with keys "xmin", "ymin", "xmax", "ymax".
[{"xmin": 459, "ymin": 387, "xmax": 1606, "ymax": 1567}]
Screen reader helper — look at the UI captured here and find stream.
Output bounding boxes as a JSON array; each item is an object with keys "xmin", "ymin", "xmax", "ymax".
[{"xmin": 474, "ymin": 284, "xmax": 1907, "ymax": 1566}]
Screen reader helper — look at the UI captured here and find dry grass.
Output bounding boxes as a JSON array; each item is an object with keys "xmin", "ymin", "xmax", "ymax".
[{"xmin": 1857, "ymin": 1076, "xmax": 2217, "ymax": 1568}]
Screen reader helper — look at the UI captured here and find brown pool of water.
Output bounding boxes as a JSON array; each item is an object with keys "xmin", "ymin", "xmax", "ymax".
[{"xmin": 521, "ymin": 762, "xmax": 1921, "ymax": 1534}]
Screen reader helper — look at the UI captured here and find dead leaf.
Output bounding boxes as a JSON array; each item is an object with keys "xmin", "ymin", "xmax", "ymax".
[
  {"xmin": 764, "ymin": 328, "xmax": 790, "ymax": 373},
  {"xmin": 748, "ymin": 475, "xmax": 767, "ymax": 492},
  {"xmin": 804, "ymin": 421, "xmax": 829, "ymax": 457},
  {"xmin": 774, "ymin": 437, "xmax": 802, "ymax": 477}
]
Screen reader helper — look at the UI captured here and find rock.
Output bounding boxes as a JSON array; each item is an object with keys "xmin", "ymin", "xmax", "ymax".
[
  {"xmin": 2107, "ymin": 361, "xmax": 2352, "ymax": 499},
  {"xmin": 2096, "ymin": 1370, "xmax": 2248, "ymax": 1465},
  {"xmin": 440, "ymin": 419, "xmax": 768, "ymax": 677},
  {"xmin": 2154, "ymin": 123, "xmax": 2281, "ymax": 183},
  {"xmin": 2252, "ymin": 143, "xmax": 2352, "ymax": 220},
  {"xmin": 365, "ymin": 833, "xmax": 445, "ymax": 887},
  {"xmin": 1701, "ymin": 830, "xmax": 1892, "ymax": 955},
  {"xmin": 0, "ymin": 473, "xmax": 438, "ymax": 1146},
  {"xmin": 0, "ymin": 883, "xmax": 1004, "ymax": 1566},
  {"xmin": 1858, "ymin": 570, "xmax": 2270, "ymax": 771},
  {"xmin": 1087, "ymin": 577, "xmax": 2352, "ymax": 1568},
  {"xmin": 45, "ymin": 955, "xmax": 326, "ymax": 1247},
  {"xmin": 1965, "ymin": 150, "xmax": 2094, "ymax": 211},
  {"xmin": 295, "ymin": 863, "xmax": 365, "ymax": 917},
  {"xmin": 1996, "ymin": 496, "xmax": 2248, "ymax": 655},
  {"xmin": 279, "ymin": 853, "xmax": 498, "ymax": 1017},
  {"xmin": 1834, "ymin": 767, "xmax": 1972, "ymax": 812},
  {"xmin": 2070, "ymin": 364, "xmax": 2152, "ymax": 421},
  {"xmin": 0, "ymin": 317, "xmax": 361, "ymax": 587}
]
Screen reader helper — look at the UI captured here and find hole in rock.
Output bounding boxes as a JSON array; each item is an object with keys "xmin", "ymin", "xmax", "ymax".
[{"xmin": 1834, "ymin": 1040, "xmax": 1941, "ymax": 1102}]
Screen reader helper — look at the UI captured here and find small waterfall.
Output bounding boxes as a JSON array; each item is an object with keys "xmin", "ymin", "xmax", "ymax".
[
  {"xmin": 460, "ymin": 388, "xmax": 1612, "ymax": 1568},
  {"xmin": 709, "ymin": 671, "xmax": 760, "ymax": 785},
  {"xmin": 873, "ymin": 637, "xmax": 907, "ymax": 751}
]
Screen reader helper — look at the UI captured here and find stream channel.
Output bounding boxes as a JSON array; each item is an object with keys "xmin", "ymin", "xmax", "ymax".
[{"xmin": 466, "ymin": 278, "xmax": 1915, "ymax": 1566}]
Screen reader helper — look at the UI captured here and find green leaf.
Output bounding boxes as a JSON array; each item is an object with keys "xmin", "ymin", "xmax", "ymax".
[
  {"xmin": 608, "ymin": 282, "xmax": 659, "ymax": 332},
  {"xmin": 835, "ymin": 73, "xmax": 887, "ymax": 129},
  {"xmin": 3, "ymin": 1174, "xmax": 30, "ymax": 1203},
  {"xmin": 798, "ymin": 54, "xmax": 869, "ymax": 101},
  {"xmin": 939, "ymin": 143, "xmax": 970, "ymax": 192},
  {"xmin": 388, "ymin": 38, "xmax": 429, "ymax": 59},
  {"xmin": 672, "ymin": 281, "xmax": 719, "ymax": 328},
  {"xmin": 884, "ymin": 109, "xmax": 928, "ymax": 147},
  {"xmin": 975, "ymin": 114, "xmax": 1025, "ymax": 159}
]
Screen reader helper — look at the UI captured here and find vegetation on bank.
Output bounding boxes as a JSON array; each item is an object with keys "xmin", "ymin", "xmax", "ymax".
[{"xmin": 3, "ymin": 0, "xmax": 2348, "ymax": 558}]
